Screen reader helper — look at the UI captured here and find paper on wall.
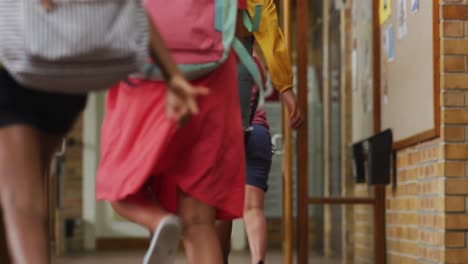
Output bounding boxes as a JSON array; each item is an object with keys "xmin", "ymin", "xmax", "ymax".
[
  {"xmin": 397, "ymin": 0, "xmax": 408, "ymax": 39},
  {"xmin": 379, "ymin": 0, "xmax": 392, "ymax": 24}
]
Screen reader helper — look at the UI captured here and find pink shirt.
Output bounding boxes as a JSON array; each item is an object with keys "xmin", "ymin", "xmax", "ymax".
[
  {"xmin": 238, "ymin": 0, "xmax": 247, "ymax": 9},
  {"xmin": 251, "ymin": 86, "xmax": 269, "ymax": 130}
]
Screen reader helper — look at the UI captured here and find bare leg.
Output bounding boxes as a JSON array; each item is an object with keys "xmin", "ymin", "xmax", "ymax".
[
  {"xmin": 178, "ymin": 192, "xmax": 223, "ymax": 264},
  {"xmin": 216, "ymin": 220, "xmax": 232, "ymax": 263},
  {"xmin": 111, "ymin": 188, "xmax": 168, "ymax": 232},
  {"xmin": 0, "ymin": 125, "xmax": 60, "ymax": 264},
  {"xmin": 243, "ymin": 185, "xmax": 266, "ymax": 264}
]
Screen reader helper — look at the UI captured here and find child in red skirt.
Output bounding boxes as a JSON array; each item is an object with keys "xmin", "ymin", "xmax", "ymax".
[{"xmin": 96, "ymin": 2, "xmax": 248, "ymax": 264}]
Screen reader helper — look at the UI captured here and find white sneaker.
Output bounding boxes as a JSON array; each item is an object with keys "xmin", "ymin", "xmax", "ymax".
[{"xmin": 143, "ymin": 215, "xmax": 182, "ymax": 264}]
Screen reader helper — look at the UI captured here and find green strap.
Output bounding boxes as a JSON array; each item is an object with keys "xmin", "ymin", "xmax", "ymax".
[
  {"xmin": 214, "ymin": 0, "xmax": 224, "ymax": 31},
  {"xmin": 242, "ymin": 4, "xmax": 262, "ymax": 33},
  {"xmin": 232, "ymin": 38, "xmax": 265, "ymax": 108}
]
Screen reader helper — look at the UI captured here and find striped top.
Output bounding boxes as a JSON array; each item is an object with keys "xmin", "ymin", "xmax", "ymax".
[{"xmin": 0, "ymin": 0, "xmax": 149, "ymax": 93}]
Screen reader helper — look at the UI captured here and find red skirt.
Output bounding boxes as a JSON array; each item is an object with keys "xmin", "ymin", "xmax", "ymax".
[{"xmin": 96, "ymin": 53, "xmax": 245, "ymax": 220}]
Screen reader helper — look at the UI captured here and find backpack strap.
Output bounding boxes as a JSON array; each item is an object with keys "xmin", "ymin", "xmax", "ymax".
[
  {"xmin": 215, "ymin": 0, "xmax": 225, "ymax": 31},
  {"xmin": 249, "ymin": 87, "xmax": 260, "ymax": 125},
  {"xmin": 242, "ymin": 5, "xmax": 262, "ymax": 33},
  {"xmin": 232, "ymin": 38, "xmax": 265, "ymax": 108}
]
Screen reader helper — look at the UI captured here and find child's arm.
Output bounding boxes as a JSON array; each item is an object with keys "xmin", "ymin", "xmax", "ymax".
[
  {"xmin": 147, "ymin": 17, "xmax": 181, "ymax": 81},
  {"xmin": 248, "ymin": 0, "xmax": 302, "ymax": 128},
  {"xmin": 248, "ymin": 0, "xmax": 292, "ymax": 93},
  {"xmin": 147, "ymin": 15, "xmax": 209, "ymax": 125}
]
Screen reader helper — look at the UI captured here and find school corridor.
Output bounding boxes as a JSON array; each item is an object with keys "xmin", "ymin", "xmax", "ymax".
[{"xmin": 2, "ymin": 0, "xmax": 468, "ymax": 263}]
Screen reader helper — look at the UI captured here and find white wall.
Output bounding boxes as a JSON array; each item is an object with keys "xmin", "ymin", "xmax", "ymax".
[{"xmin": 82, "ymin": 93, "xmax": 100, "ymax": 250}]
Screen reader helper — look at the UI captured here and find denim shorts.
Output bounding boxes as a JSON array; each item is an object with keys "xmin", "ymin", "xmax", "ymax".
[{"xmin": 245, "ymin": 124, "xmax": 273, "ymax": 192}]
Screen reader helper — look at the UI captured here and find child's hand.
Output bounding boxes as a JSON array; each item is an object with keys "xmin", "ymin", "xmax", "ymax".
[
  {"xmin": 281, "ymin": 89, "xmax": 303, "ymax": 129},
  {"xmin": 166, "ymin": 75, "xmax": 209, "ymax": 127}
]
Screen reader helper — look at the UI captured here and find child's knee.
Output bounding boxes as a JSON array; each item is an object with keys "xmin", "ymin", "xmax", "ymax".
[
  {"xmin": 181, "ymin": 209, "xmax": 214, "ymax": 228},
  {"xmin": 3, "ymin": 188, "xmax": 47, "ymax": 221},
  {"xmin": 179, "ymin": 196, "xmax": 215, "ymax": 228}
]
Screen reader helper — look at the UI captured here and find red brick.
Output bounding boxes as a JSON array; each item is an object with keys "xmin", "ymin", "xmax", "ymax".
[
  {"xmin": 444, "ymin": 21, "xmax": 465, "ymax": 37},
  {"xmin": 445, "ymin": 162, "xmax": 465, "ymax": 177},
  {"xmin": 446, "ymin": 249, "xmax": 468, "ymax": 263},
  {"xmin": 446, "ymin": 214, "xmax": 468, "ymax": 229},
  {"xmin": 446, "ymin": 196, "xmax": 466, "ymax": 212},
  {"xmin": 444, "ymin": 39, "xmax": 468, "ymax": 54},
  {"xmin": 446, "ymin": 179, "xmax": 468, "ymax": 194},
  {"xmin": 444, "ymin": 56, "xmax": 466, "ymax": 72},
  {"xmin": 446, "ymin": 144, "xmax": 468, "ymax": 159},
  {"xmin": 446, "ymin": 232, "xmax": 465, "ymax": 248},
  {"xmin": 444, "ymin": 74, "xmax": 468, "ymax": 89},
  {"xmin": 443, "ymin": 5, "xmax": 468, "ymax": 20},
  {"xmin": 443, "ymin": 109, "xmax": 468, "ymax": 124},
  {"xmin": 444, "ymin": 91, "xmax": 466, "ymax": 106}
]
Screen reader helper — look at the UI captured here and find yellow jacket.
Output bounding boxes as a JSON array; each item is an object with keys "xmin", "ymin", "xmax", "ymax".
[{"xmin": 247, "ymin": 0, "xmax": 293, "ymax": 93}]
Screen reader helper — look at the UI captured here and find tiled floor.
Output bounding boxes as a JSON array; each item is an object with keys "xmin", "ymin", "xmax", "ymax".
[{"xmin": 56, "ymin": 250, "xmax": 342, "ymax": 264}]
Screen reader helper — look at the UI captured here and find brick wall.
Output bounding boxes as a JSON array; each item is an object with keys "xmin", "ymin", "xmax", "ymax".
[
  {"xmin": 352, "ymin": 185, "xmax": 374, "ymax": 264},
  {"xmin": 350, "ymin": 1, "xmax": 468, "ymax": 263},
  {"xmin": 352, "ymin": 136, "xmax": 444, "ymax": 264},
  {"xmin": 442, "ymin": 1, "xmax": 468, "ymax": 262},
  {"xmin": 387, "ymin": 141, "xmax": 445, "ymax": 264}
]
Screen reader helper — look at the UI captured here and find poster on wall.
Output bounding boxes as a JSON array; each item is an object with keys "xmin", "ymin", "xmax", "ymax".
[
  {"xmin": 379, "ymin": 0, "xmax": 392, "ymax": 24},
  {"xmin": 383, "ymin": 26, "xmax": 389, "ymax": 57},
  {"xmin": 387, "ymin": 25, "xmax": 394, "ymax": 62},
  {"xmin": 411, "ymin": 0, "xmax": 419, "ymax": 13},
  {"xmin": 383, "ymin": 71, "xmax": 389, "ymax": 105},
  {"xmin": 362, "ymin": 79, "xmax": 373, "ymax": 113},
  {"xmin": 397, "ymin": 0, "xmax": 408, "ymax": 39}
]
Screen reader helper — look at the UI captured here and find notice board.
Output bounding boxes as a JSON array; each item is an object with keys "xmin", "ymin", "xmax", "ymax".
[{"xmin": 379, "ymin": 0, "xmax": 440, "ymax": 147}]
